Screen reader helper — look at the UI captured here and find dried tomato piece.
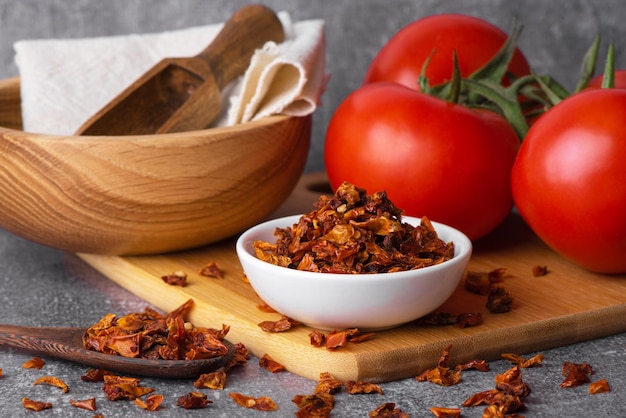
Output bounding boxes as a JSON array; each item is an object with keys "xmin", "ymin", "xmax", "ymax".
[
  {"xmin": 222, "ymin": 342, "xmax": 250, "ymax": 372},
  {"xmin": 177, "ymin": 391, "xmax": 212, "ymax": 409},
  {"xmin": 259, "ymin": 353, "xmax": 286, "ymax": 373},
  {"xmin": 81, "ymin": 368, "xmax": 111, "ymax": 382},
  {"xmin": 257, "ymin": 303, "xmax": 277, "ymax": 313},
  {"xmin": 69, "ymin": 398, "xmax": 97, "ymax": 411},
  {"xmin": 486, "ymin": 286, "xmax": 513, "ymax": 313},
  {"xmin": 258, "ymin": 316, "xmax": 299, "ymax": 332},
  {"xmin": 370, "ymin": 402, "xmax": 410, "ymax": 418},
  {"xmin": 33, "ymin": 375, "xmax": 69, "ymax": 393},
  {"xmin": 502, "ymin": 352, "xmax": 544, "ymax": 368},
  {"xmin": 455, "ymin": 358, "xmax": 490, "ymax": 372},
  {"xmin": 22, "ymin": 357, "xmax": 45, "ymax": 370},
  {"xmin": 325, "ymin": 330, "xmax": 348, "ymax": 350},
  {"xmin": 309, "ymin": 330, "xmax": 325, "ymax": 347},
  {"xmin": 229, "ymin": 392, "xmax": 278, "ymax": 411},
  {"xmin": 464, "ymin": 268, "xmax": 506, "ymax": 295},
  {"xmin": 414, "ymin": 312, "xmax": 458, "ymax": 326},
  {"xmin": 495, "ymin": 366, "xmax": 531, "ymax": 398},
  {"xmin": 315, "ymin": 372, "xmax": 343, "ymax": 394},
  {"xmin": 22, "ymin": 398, "xmax": 52, "ymax": 411},
  {"xmin": 345, "ymin": 380, "xmax": 383, "ymax": 394},
  {"xmin": 532, "ymin": 265, "xmax": 549, "ymax": 276},
  {"xmin": 455, "ymin": 312, "xmax": 483, "ymax": 328},
  {"xmin": 560, "ymin": 362, "xmax": 593, "ymax": 388},
  {"xmin": 161, "ymin": 270, "xmax": 188, "ymax": 286},
  {"xmin": 428, "ymin": 406, "xmax": 461, "ymax": 418},
  {"xmin": 324, "ymin": 328, "xmax": 374, "ymax": 350},
  {"xmin": 194, "ymin": 370, "xmax": 227, "ymax": 390},
  {"xmin": 589, "ymin": 378, "xmax": 610, "ymax": 394},
  {"xmin": 293, "ymin": 392, "xmax": 335, "ymax": 418},
  {"xmin": 102, "ymin": 375, "xmax": 154, "ymax": 401},
  {"xmin": 416, "ymin": 345, "xmax": 462, "ymax": 387},
  {"xmin": 135, "ymin": 394, "xmax": 164, "ymax": 411},
  {"xmin": 199, "ymin": 261, "xmax": 223, "ymax": 278}
]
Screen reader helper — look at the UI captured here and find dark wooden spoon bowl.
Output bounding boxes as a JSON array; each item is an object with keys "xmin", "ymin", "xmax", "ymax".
[{"xmin": 0, "ymin": 324, "xmax": 235, "ymax": 379}]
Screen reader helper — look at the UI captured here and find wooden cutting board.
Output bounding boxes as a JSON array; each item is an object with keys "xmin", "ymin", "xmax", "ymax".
[{"xmin": 78, "ymin": 172, "xmax": 626, "ymax": 383}]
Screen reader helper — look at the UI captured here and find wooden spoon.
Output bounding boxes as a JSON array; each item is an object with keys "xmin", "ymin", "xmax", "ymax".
[
  {"xmin": 0, "ymin": 324, "xmax": 235, "ymax": 378},
  {"xmin": 75, "ymin": 4, "xmax": 284, "ymax": 136}
]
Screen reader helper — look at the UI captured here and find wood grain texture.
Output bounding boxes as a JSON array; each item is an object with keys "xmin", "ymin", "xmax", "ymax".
[
  {"xmin": 79, "ymin": 172, "xmax": 626, "ymax": 383},
  {"xmin": 0, "ymin": 77, "xmax": 311, "ymax": 255}
]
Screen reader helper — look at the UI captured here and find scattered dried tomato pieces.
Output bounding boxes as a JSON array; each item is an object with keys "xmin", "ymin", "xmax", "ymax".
[
  {"xmin": 560, "ymin": 362, "xmax": 593, "ymax": 388},
  {"xmin": 161, "ymin": 270, "xmax": 188, "ymax": 286},
  {"xmin": 486, "ymin": 286, "xmax": 514, "ymax": 313},
  {"xmin": 102, "ymin": 375, "xmax": 154, "ymax": 401},
  {"xmin": 589, "ymin": 378, "xmax": 610, "ymax": 394},
  {"xmin": 33, "ymin": 375, "xmax": 69, "ymax": 393},
  {"xmin": 428, "ymin": 406, "xmax": 461, "ymax": 418},
  {"xmin": 254, "ymin": 182, "xmax": 455, "ymax": 274},
  {"xmin": 292, "ymin": 392, "xmax": 335, "ymax": 417},
  {"xmin": 83, "ymin": 299, "xmax": 229, "ymax": 361},
  {"xmin": 229, "ymin": 392, "xmax": 278, "ymax": 411},
  {"xmin": 464, "ymin": 365, "xmax": 529, "ymax": 415},
  {"xmin": 502, "ymin": 352, "xmax": 544, "ymax": 368},
  {"xmin": 199, "ymin": 261, "xmax": 223, "ymax": 278},
  {"xmin": 315, "ymin": 372, "xmax": 343, "ymax": 394},
  {"xmin": 69, "ymin": 397, "xmax": 97, "ymax": 411},
  {"xmin": 259, "ymin": 353, "xmax": 286, "ymax": 373},
  {"xmin": 345, "ymin": 380, "xmax": 383, "ymax": 395},
  {"xmin": 135, "ymin": 394, "xmax": 164, "ymax": 411},
  {"xmin": 370, "ymin": 402, "xmax": 410, "ymax": 418},
  {"xmin": 532, "ymin": 265, "xmax": 549, "ymax": 276},
  {"xmin": 177, "ymin": 391, "xmax": 212, "ymax": 409},
  {"xmin": 22, "ymin": 397, "xmax": 52, "ymax": 411},
  {"xmin": 22, "ymin": 357, "xmax": 45, "ymax": 370},
  {"xmin": 258, "ymin": 315, "xmax": 299, "ymax": 332}
]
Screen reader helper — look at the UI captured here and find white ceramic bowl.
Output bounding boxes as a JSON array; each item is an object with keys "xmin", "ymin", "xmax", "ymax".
[{"xmin": 236, "ymin": 214, "xmax": 472, "ymax": 331}]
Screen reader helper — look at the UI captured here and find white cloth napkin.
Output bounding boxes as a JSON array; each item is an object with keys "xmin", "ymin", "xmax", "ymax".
[{"xmin": 14, "ymin": 11, "xmax": 328, "ymax": 135}]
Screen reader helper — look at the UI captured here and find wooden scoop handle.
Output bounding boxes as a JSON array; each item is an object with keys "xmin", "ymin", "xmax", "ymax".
[{"xmin": 197, "ymin": 4, "xmax": 285, "ymax": 89}]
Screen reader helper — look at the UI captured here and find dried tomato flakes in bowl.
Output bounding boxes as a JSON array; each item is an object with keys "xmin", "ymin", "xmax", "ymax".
[
  {"xmin": 253, "ymin": 181, "xmax": 454, "ymax": 274},
  {"xmin": 236, "ymin": 182, "xmax": 472, "ymax": 331}
]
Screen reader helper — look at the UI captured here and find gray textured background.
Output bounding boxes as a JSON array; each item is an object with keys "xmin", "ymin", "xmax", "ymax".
[{"xmin": 1, "ymin": 0, "xmax": 625, "ymax": 172}]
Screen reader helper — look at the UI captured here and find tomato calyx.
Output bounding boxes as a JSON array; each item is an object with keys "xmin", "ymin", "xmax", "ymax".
[
  {"xmin": 416, "ymin": 24, "xmax": 615, "ymax": 142},
  {"xmin": 417, "ymin": 21, "xmax": 540, "ymax": 140}
]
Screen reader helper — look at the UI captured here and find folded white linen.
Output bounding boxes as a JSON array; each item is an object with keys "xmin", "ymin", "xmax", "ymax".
[{"xmin": 14, "ymin": 11, "xmax": 328, "ymax": 135}]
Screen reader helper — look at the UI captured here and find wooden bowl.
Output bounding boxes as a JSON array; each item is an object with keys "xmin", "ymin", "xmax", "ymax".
[{"xmin": 0, "ymin": 77, "xmax": 311, "ymax": 255}]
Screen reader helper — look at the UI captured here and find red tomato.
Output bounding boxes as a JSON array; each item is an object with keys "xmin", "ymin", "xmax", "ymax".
[
  {"xmin": 511, "ymin": 89, "xmax": 626, "ymax": 273},
  {"xmin": 363, "ymin": 14, "xmax": 531, "ymax": 89},
  {"xmin": 587, "ymin": 69, "xmax": 626, "ymax": 89},
  {"xmin": 324, "ymin": 82, "xmax": 520, "ymax": 240}
]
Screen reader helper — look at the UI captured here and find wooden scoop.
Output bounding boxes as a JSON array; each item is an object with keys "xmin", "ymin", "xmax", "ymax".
[
  {"xmin": 0, "ymin": 324, "xmax": 235, "ymax": 378},
  {"xmin": 75, "ymin": 4, "xmax": 284, "ymax": 136}
]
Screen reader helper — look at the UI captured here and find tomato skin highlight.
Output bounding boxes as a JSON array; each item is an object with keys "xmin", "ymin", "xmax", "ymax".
[
  {"xmin": 511, "ymin": 89, "xmax": 626, "ymax": 273},
  {"xmin": 324, "ymin": 82, "xmax": 520, "ymax": 241},
  {"xmin": 363, "ymin": 14, "xmax": 531, "ymax": 89}
]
